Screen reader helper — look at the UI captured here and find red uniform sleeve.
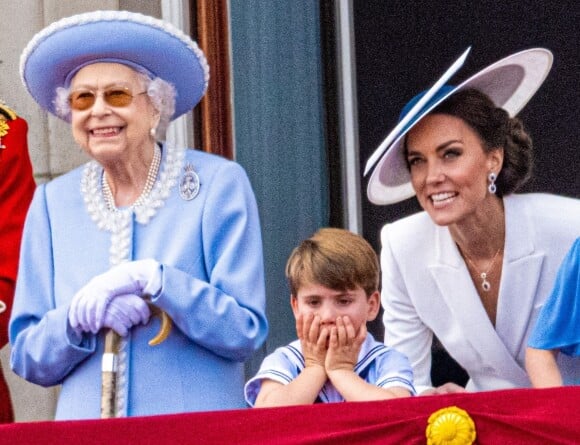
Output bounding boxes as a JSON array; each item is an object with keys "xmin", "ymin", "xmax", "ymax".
[{"xmin": 0, "ymin": 115, "xmax": 36, "ymax": 346}]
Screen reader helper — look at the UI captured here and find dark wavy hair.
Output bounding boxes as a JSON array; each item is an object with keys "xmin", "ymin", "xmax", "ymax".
[{"xmin": 430, "ymin": 88, "xmax": 534, "ymax": 196}]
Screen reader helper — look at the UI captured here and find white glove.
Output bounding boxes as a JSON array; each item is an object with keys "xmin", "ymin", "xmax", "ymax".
[
  {"xmin": 102, "ymin": 293, "xmax": 151, "ymax": 336},
  {"xmin": 69, "ymin": 259, "xmax": 162, "ymax": 334}
]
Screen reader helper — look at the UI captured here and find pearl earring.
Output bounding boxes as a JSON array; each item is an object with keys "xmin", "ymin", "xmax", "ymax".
[
  {"xmin": 488, "ymin": 172, "xmax": 497, "ymax": 194},
  {"xmin": 150, "ymin": 127, "xmax": 156, "ymax": 139}
]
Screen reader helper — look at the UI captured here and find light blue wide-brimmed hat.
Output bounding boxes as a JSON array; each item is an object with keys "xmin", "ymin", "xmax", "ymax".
[
  {"xmin": 20, "ymin": 10, "xmax": 209, "ymax": 120},
  {"xmin": 365, "ymin": 47, "xmax": 553, "ymax": 205}
]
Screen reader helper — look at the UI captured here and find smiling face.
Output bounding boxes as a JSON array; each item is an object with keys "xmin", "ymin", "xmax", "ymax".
[
  {"xmin": 405, "ymin": 113, "xmax": 503, "ymax": 227},
  {"xmin": 69, "ymin": 62, "xmax": 159, "ymax": 165},
  {"xmin": 291, "ymin": 282, "xmax": 380, "ymax": 332}
]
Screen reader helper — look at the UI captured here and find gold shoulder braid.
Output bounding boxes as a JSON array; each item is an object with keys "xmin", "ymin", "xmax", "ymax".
[
  {"xmin": 0, "ymin": 101, "xmax": 17, "ymax": 121},
  {"xmin": 0, "ymin": 101, "xmax": 18, "ymax": 158}
]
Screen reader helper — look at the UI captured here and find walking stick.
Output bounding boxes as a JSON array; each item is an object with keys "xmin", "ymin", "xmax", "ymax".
[
  {"xmin": 101, "ymin": 330, "xmax": 121, "ymax": 418},
  {"xmin": 100, "ymin": 307, "xmax": 172, "ymax": 418}
]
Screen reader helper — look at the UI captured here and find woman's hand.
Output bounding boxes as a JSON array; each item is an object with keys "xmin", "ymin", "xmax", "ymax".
[
  {"xmin": 525, "ymin": 347, "xmax": 563, "ymax": 388},
  {"xmin": 325, "ymin": 316, "xmax": 366, "ymax": 374},
  {"xmin": 101, "ymin": 294, "xmax": 151, "ymax": 336},
  {"xmin": 296, "ymin": 313, "xmax": 328, "ymax": 370},
  {"xmin": 421, "ymin": 382, "xmax": 467, "ymax": 395},
  {"xmin": 68, "ymin": 259, "xmax": 161, "ymax": 334}
]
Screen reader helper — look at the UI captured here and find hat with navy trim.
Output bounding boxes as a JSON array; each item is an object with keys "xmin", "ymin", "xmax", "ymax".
[{"xmin": 365, "ymin": 47, "xmax": 553, "ymax": 205}]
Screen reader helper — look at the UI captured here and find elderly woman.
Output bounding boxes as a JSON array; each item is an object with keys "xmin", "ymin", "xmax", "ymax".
[
  {"xmin": 10, "ymin": 11, "xmax": 267, "ymax": 419},
  {"xmin": 365, "ymin": 48, "xmax": 580, "ymax": 394}
]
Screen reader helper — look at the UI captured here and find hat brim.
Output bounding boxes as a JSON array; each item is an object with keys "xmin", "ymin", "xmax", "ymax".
[
  {"xmin": 366, "ymin": 48, "xmax": 553, "ymax": 205},
  {"xmin": 20, "ymin": 10, "xmax": 209, "ymax": 120}
]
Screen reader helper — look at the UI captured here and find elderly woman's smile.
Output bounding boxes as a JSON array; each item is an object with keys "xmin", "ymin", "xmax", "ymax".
[{"xmin": 90, "ymin": 126, "xmax": 123, "ymax": 137}]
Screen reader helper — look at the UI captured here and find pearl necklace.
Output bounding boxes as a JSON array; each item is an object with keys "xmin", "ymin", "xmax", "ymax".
[
  {"xmin": 80, "ymin": 141, "xmax": 184, "ymax": 416},
  {"xmin": 102, "ymin": 144, "xmax": 161, "ymax": 211},
  {"xmin": 462, "ymin": 246, "xmax": 502, "ymax": 292}
]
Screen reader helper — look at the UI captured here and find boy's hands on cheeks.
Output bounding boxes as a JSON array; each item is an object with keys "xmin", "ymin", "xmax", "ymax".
[
  {"xmin": 296, "ymin": 313, "xmax": 329, "ymax": 371},
  {"xmin": 325, "ymin": 316, "xmax": 366, "ymax": 375},
  {"xmin": 322, "ymin": 317, "xmax": 410, "ymax": 401},
  {"xmin": 254, "ymin": 312, "xmax": 330, "ymax": 407}
]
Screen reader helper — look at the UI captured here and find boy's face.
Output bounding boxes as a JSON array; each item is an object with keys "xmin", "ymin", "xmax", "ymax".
[{"xmin": 290, "ymin": 282, "xmax": 380, "ymax": 333}]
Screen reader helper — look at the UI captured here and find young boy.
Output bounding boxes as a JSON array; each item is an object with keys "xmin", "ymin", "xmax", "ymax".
[
  {"xmin": 245, "ymin": 228, "xmax": 415, "ymax": 407},
  {"xmin": 525, "ymin": 237, "xmax": 580, "ymax": 387}
]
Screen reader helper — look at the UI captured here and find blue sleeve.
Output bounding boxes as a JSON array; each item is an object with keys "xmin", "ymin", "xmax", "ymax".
[
  {"xmin": 374, "ymin": 348, "xmax": 416, "ymax": 395},
  {"xmin": 244, "ymin": 347, "xmax": 298, "ymax": 407},
  {"xmin": 9, "ymin": 185, "xmax": 95, "ymax": 387},
  {"xmin": 527, "ymin": 237, "xmax": 580, "ymax": 356},
  {"xmin": 152, "ymin": 160, "xmax": 268, "ymax": 361}
]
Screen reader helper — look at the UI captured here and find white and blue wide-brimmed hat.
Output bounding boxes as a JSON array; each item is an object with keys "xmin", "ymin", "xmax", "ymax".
[
  {"xmin": 365, "ymin": 47, "xmax": 553, "ymax": 205},
  {"xmin": 20, "ymin": 10, "xmax": 209, "ymax": 120}
]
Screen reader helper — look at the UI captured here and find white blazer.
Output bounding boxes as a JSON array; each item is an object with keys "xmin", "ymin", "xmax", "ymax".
[{"xmin": 381, "ymin": 193, "xmax": 580, "ymax": 392}]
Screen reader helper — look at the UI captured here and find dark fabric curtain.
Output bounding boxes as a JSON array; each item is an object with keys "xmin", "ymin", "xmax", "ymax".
[{"xmin": 230, "ymin": 1, "xmax": 329, "ymax": 374}]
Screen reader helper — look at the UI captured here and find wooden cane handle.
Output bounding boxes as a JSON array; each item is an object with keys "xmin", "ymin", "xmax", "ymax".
[{"xmin": 147, "ymin": 305, "xmax": 172, "ymax": 346}]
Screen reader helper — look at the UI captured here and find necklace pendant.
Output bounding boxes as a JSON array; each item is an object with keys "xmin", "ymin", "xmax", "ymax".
[{"xmin": 480, "ymin": 272, "xmax": 491, "ymax": 292}]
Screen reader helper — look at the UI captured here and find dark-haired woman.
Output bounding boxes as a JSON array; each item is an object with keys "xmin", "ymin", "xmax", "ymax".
[{"xmin": 365, "ymin": 48, "xmax": 580, "ymax": 394}]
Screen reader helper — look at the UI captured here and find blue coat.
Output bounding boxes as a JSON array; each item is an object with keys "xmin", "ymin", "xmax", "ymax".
[
  {"xmin": 10, "ymin": 145, "xmax": 268, "ymax": 419},
  {"xmin": 381, "ymin": 193, "xmax": 580, "ymax": 392},
  {"xmin": 528, "ymin": 237, "xmax": 580, "ymax": 357}
]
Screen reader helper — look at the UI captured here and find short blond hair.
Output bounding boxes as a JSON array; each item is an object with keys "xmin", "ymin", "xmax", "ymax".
[{"xmin": 285, "ymin": 228, "xmax": 379, "ymax": 296}]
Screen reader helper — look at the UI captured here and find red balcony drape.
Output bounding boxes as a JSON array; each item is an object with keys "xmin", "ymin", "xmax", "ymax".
[{"xmin": 1, "ymin": 386, "xmax": 578, "ymax": 444}]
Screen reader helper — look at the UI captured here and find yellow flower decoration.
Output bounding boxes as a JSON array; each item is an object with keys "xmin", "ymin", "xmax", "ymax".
[
  {"xmin": 0, "ymin": 117, "xmax": 9, "ymax": 138},
  {"xmin": 426, "ymin": 406, "xmax": 476, "ymax": 445}
]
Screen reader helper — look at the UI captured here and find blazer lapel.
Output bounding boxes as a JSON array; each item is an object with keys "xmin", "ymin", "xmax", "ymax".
[
  {"xmin": 495, "ymin": 195, "xmax": 545, "ymax": 359},
  {"xmin": 428, "ymin": 227, "xmax": 497, "ymax": 351},
  {"xmin": 427, "ymin": 221, "xmax": 529, "ymax": 380}
]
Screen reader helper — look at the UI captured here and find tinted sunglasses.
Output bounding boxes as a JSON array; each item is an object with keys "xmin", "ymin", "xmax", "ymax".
[{"xmin": 68, "ymin": 87, "xmax": 147, "ymax": 111}]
